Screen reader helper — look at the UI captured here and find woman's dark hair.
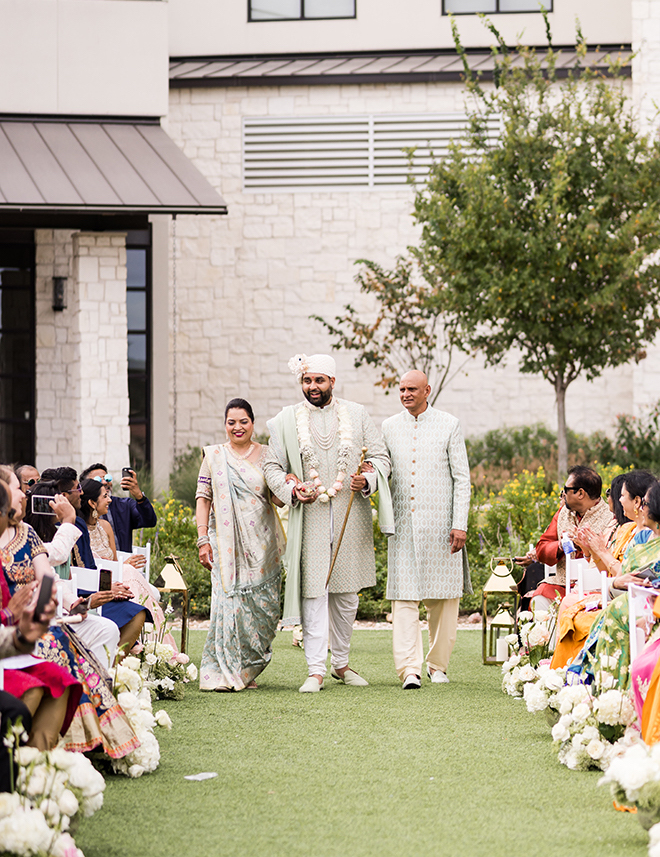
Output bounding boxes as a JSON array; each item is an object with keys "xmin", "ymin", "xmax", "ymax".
[
  {"xmin": 23, "ymin": 480, "xmax": 60, "ymax": 542},
  {"xmin": 622, "ymin": 470, "xmax": 657, "ymax": 502},
  {"xmin": 608, "ymin": 474, "xmax": 630, "ymax": 526},
  {"xmin": 80, "ymin": 478, "xmax": 106, "ymax": 524},
  {"xmin": 224, "ymin": 398, "xmax": 255, "ymax": 422},
  {"xmin": 645, "ymin": 481, "xmax": 660, "ymax": 527}
]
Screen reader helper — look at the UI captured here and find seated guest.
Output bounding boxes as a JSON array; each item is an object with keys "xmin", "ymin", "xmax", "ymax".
[
  {"xmin": 0, "ymin": 471, "xmax": 82, "ymax": 750},
  {"xmin": 568, "ymin": 478, "xmax": 660, "ymax": 691},
  {"xmin": 550, "ymin": 473, "xmax": 643, "ymax": 668},
  {"xmin": 15, "ymin": 465, "xmax": 39, "ymax": 494},
  {"xmin": 0, "ymin": 577, "xmax": 58, "ymax": 790},
  {"xmin": 0, "ymin": 466, "xmax": 139, "ymax": 759},
  {"xmin": 24, "ymin": 479, "xmax": 120, "ymax": 669},
  {"xmin": 80, "ymin": 463, "xmax": 157, "ymax": 552},
  {"xmin": 532, "ymin": 466, "xmax": 614, "ymax": 609},
  {"xmin": 79, "ymin": 479, "xmax": 176, "ymax": 652}
]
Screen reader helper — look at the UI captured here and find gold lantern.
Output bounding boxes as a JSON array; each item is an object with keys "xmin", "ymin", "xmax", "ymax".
[
  {"xmin": 482, "ymin": 556, "xmax": 520, "ymax": 665},
  {"xmin": 154, "ymin": 555, "xmax": 190, "ymax": 654}
]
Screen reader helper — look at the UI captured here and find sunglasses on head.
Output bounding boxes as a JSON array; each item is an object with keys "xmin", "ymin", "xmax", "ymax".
[
  {"xmin": 93, "ymin": 474, "xmax": 113, "ymax": 484},
  {"xmin": 22, "ymin": 478, "xmax": 36, "ymax": 487}
]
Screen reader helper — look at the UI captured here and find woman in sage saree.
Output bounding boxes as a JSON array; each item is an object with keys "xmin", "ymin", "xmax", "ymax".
[{"xmin": 195, "ymin": 398, "xmax": 285, "ymax": 692}]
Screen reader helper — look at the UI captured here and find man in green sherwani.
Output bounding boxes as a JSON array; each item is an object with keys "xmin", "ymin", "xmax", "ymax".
[
  {"xmin": 382, "ymin": 370, "xmax": 471, "ymax": 690},
  {"xmin": 263, "ymin": 353, "xmax": 392, "ymax": 693}
]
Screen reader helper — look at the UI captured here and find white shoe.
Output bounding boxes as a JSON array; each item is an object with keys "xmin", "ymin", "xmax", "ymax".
[
  {"xmin": 427, "ymin": 667, "xmax": 449, "ymax": 684},
  {"xmin": 299, "ymin": 676, "xmax": 323, "ymax": 693},
  {"xmin": 331, "ymin": 668, "xmax": 369, "ymax": 686},
  {"xmin": 402, "ymin": 674, "xmax": 421, "ymax": 690}
]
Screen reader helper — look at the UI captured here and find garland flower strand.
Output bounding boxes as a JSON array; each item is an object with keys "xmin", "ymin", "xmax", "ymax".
[{"xmin": 296, "ymin": 403, "xmax": 353, "ymax": 503}]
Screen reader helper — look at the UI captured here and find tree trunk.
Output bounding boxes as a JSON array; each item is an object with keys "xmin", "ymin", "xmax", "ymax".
[{"xmin": 555, "ymin": 376, "xmax": 568, "ymax": 482}]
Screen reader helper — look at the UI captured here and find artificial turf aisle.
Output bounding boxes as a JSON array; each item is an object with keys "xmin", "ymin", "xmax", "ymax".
[{"xmin": 77, "ymin": 629, "xmax": 646, "ymax": 857}]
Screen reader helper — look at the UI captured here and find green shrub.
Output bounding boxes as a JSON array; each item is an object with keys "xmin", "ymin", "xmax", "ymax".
[
  {"xmin": 590, "ymin": 401, "xmax": 660, "ymax": 474},
  {"xmin": 169, "ymin": 446, "xmax": 203, "ymax": 509}
]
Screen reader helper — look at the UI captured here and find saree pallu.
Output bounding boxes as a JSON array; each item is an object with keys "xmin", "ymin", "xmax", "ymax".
[
  {"xmin": 199, "ymin": 445, "xmax": 284, "ymax": 692},
  {"xmin": 34, "ymin": 625, "xmax": 140, "ymax": 759},
  {"xmin": 567, "ymin": 536, "xmax": 660, "ymax": 690}
]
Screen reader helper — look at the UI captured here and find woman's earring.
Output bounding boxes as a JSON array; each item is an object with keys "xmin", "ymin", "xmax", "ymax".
[{"xmin": 92, "ymin": 509, "xmax": 98, "ymax": 521}]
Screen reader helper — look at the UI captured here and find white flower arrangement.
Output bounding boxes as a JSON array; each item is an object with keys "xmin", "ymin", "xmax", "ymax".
[
  {"xmin": 111, "ymin": 657, "xmax": 174, "ymax": 778},
  {"xmin": 599, "ymin": 742, "xmax": 660, "ymax": 837},
  {"xmin": 0, "ymin": 731, "xmax": 105, "ymax": 857}
]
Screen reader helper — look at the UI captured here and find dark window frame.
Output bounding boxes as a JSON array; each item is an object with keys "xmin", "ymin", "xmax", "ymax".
[
  {"xmin": 0, "ymin": 232, "xmax": 35, "ymax": 466},
  {"xmin": 442, "ymin": 0, "xmax": 552, "ymax": 13},
  {"xmin": 248, "ymin": 0, "xmax": 356, "ymax": 22},
  {"xmin": 125, "ymin": 231, "xmax": 152, "ymax": 471}
]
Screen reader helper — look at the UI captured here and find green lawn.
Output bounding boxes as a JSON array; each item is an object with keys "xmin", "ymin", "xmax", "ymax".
[{"xmin": 76, "ymin": 630, "xmax": 646, "ymax": 857}]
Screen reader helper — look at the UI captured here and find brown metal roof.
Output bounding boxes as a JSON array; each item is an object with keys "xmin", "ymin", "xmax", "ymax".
[
  {"xmin": 170, "ymin": 46, "xmax": 632, "ymax": 88},
  {"xmin": 0, "ymin": 117, "xmax": 227, "ymax": 215}
]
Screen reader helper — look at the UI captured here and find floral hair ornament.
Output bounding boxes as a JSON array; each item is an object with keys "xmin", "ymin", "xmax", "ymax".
[{"xmin": 288, "ymin": 354, "xmax": 310, "ymax": 383}]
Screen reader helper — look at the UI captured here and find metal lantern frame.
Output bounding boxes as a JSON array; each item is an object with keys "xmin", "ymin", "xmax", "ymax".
[
  {"xmin": 154, "ymin": 554, "xmax": 190, "ymax": 654},
  {"xmin": 481, "ymin": 556, "xmax": 520, "ymax": 665}
]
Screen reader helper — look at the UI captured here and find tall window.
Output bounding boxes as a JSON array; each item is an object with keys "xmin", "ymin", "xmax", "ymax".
[
  {"xmin": 249, "ymin": 0, "xmax": 356, "ymax": 21},
  {"xmin": 126, "ymin": 232, "xmax": 151, "ymax": 470},
  {"xmin": 443, "ymin": 0, "xmax": 551, "ymax": 12},
  {"xmin": 0, "ymin": 233, "xmax": 35, "ymax": 465}
]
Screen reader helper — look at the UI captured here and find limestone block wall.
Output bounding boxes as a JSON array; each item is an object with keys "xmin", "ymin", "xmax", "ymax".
[
  {"xmin": 35, "ymin": 230, "xmax": 131, "ymax": 476},
  {"xmin": 165, "ymin": 80, "xmax": 644, "ymax": 449}
]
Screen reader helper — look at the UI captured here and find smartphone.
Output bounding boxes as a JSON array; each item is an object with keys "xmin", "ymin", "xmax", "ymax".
[
  {"xmin": 636, "ymin": 567, "xmax": 659, "ymax": 581},
  {"xmin": 121, "ymin": 467, "xmax": 133, "ymax": 480},
  {"xmin": 98, "ymin": 569, "xmax": 113, "ymax": 592},
  {"xmin": 31, "ymin": 495, "xmax": 56, "ymax": 516},
  {"xmin": 69, "ymin": 597, "xmax": 90, "ymax": 616},
  {"xmin": 33, "ymin": 574, "xmax": 54, "ymax": 621}
]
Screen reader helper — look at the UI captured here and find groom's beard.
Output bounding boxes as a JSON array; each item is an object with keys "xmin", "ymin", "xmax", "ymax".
[{"xmin": 303, "ymin": 387, "xmax": 333, "ymax": 408}]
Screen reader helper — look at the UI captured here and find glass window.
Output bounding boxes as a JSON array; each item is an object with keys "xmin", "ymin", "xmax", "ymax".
[
  {"xmin": 444, "ymin": 0, "xmax": 549, "ymax": 12},
  {"xmin": 127, "ymin": 291, "xmax": 146, "ymax": 332},
  {"xmin": 0, "ymin": 235, "xmax": 35, "ymax": 464},
  {"xmin": 125, "ymin": 239, "xmax": 151, "ymax": 470},
  {"xmin": 249, "ymin": 0, "xmax": 355, "ymax": 20}
]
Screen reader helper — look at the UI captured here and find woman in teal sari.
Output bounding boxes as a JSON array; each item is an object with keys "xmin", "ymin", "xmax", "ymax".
[
  {"xmin": 567, "ymin": 483, "xmax": 659, "ymax": 691},
  {"xmin": 195, "ymin": 399, "xmax": 285, "ymax": 692}
]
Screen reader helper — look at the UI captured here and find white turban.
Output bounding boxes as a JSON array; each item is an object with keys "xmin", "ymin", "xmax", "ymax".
[{"xmin": 288, "ymin": 353, "xmax": 336, "ymax": 382}]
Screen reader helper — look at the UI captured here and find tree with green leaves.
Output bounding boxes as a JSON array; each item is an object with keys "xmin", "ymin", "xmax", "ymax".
[
  {"xmin": 321, "ymin": 15, "xmax": 660, "ymax": 478},
  {"xmin": 313, "ymin": 256, "xmax": 467, "ymax": 405}
]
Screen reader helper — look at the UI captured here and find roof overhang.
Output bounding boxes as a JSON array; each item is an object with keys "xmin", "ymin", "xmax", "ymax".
[
  {"xmin": 0, "ymin": 115, "xmax": 227, "ymax": 216},
  {"xmin": 169, "ymin": 45, "xmax": 632, "ymax": 88}
]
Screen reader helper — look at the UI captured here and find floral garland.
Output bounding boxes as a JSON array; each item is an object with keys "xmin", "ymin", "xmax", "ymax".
[{"xmin": 295, "ymin": 403, "xmax": 353, "ymax": 503}]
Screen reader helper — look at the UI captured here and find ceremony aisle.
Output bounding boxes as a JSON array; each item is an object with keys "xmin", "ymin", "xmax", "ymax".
[{"xmin": 76, "ymin": 629, "xmax": 646, "ymax": 857}]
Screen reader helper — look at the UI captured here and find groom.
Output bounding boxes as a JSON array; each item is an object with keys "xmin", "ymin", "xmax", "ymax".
[{"xmin": 263, "ymin": 354, "xmax": 392, "ymax": 692}]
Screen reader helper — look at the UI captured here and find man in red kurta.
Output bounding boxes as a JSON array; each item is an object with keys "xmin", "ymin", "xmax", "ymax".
[{"xmin": 532, "ymin": 466, "xmax": 614, "ymax": 604}]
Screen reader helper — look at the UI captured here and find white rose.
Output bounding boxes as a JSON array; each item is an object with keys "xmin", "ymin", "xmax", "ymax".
[
  {"xmin": 175, "ymin": 653, "xmax": 189, "ymax": 664},
  {"xmin": 58, "ymin": 788, "xmax": 79, "ymax": 818},
  {"xmin": 649, "ymin": 822, "xmax": 660, "ymax": 848},
  {"xmin": 144, "ymin": 623, "xmax": 155, "ymax": 634},
  {"xmin": 582, "ymin": 725, "xmax": 600, "ymax": 742},
  {"xmin": 0, "ymin": 792, "xmax": 20, "ymax": 818},
  {"xmin": 586, "ymin": 739, "xmax": 605, "ymax": 760},
  {"xmin": 117, "ymin": 691, "xmax": 140, "ymax": 714},
  {"xmin": 155, "ymin": 710, "xmax": 173, "ymax": 730},
  {"xmin": 542, "ymin": 671, "xmax": 564, "ymax": 692},
  {"xmin": 186, "ymin": 663, "xmax": 198, "ymax": 681},
  {"xmin": 505, "ymin": 633, "xmax": 518, "ymax": 645},
  {"xmin": 145, "ymin": 653, "xmax": 158, "ymax": 666},
  {"xmin": 572, "ymin": 703, "xmax": 591, "ymax": 723},
  {"xmin": 122, "ymin": 656, "xmax": 142, "ymax": 672},
  {"xmin": 50, "ymin": 831, "xmax": 83, "ymax": 857},
  {"xmin": 518, "ymin": 611, "xmax": 534, "ymax": 622},
  {"xmin": 552, "ymin": 722, "xmax": 570, "ymax": 743},
  {"xmin": 533, "ymin": 610, "xmax": 550, "ymax": 623},
  {"xmin": 528, "ymin": 625, "xmax": 551, "ymax": 647},
  {"xmin": 14, "ymin": 746, "xmax": 42, "ymax": 766},
  {"xmin": 519, "ymin": 664, "xmax": 537, "ymax": 683}
]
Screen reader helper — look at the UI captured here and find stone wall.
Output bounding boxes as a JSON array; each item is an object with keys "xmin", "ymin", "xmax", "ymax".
[
  {"xmin": 35, "ymin": 230, "xmax": 131, "ymax": 475},
  {"xmin": 165, "ymin": 78, "xmax": 645, "ymax": 449}
]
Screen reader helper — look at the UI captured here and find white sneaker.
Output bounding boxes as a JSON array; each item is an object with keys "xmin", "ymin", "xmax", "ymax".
[
  {"xmin": 402, "ymin": 674, "xmax": 421, "ymax": 690},
  {"xmin": 427, "ymin": 668, "xmax": 449, "ymax": 684},
  {"xmin": 299, "ymin": 676, "xmax": 323, "ymax": 693}
]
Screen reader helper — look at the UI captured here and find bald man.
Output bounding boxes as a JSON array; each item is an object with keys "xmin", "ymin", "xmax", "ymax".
[{"xmin": 382, "ymin": 371, "xmax": 471, "ymax": 689}]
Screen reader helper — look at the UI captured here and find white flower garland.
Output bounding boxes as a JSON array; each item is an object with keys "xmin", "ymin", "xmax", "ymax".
[{"xmin": 296, "ymin": 403, "xmax": 353, "ymax": 503}]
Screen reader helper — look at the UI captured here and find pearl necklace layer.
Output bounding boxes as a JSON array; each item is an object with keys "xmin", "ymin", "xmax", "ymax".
[
  {"xmin": 225, "ymin": 442, "xmax": 255, "ymax": 461},
  {"xmin": 296, "ymin": 400, "xmax": 353, "ymax": 503}
]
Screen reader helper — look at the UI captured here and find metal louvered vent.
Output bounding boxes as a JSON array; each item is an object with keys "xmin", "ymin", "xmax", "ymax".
[{"xmin": 242, "ymin": 113, "xmax": 500, "ymax": 191}]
